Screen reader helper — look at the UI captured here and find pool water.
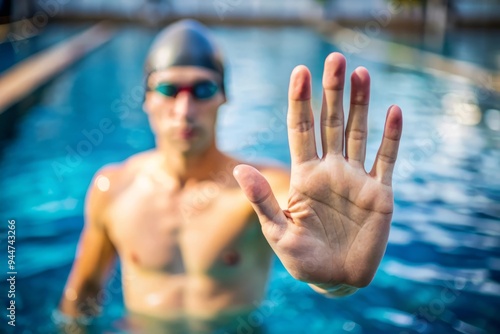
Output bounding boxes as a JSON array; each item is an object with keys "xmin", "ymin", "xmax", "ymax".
[{"xmin": 1, "ymin": 24, "xmax": 499, "ymax": 333}]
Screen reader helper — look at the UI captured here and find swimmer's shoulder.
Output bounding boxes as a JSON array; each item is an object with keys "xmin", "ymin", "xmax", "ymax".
[
  {"xmin": 86, "ymin": 151, "xmax": 157, "ymax": 228},
  {"xmin": 89, "ymin": 150, "xmax": 157, "ymax": 198}
]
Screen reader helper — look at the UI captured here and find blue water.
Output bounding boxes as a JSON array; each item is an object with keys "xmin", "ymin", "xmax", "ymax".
[{"xmin": 1, "ymin": 24, "xmax": 500, "ymax": 333}]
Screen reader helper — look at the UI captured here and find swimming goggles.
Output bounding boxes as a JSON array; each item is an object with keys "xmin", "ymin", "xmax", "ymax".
[{"xmin": 150, "ymin": 80, "xmax": 219, "ymax": 100}]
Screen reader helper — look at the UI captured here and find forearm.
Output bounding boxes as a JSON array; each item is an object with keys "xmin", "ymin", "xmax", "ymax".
[{"xmin": 309, "ymin": 283, "xmax": 359, "ymax": 298}]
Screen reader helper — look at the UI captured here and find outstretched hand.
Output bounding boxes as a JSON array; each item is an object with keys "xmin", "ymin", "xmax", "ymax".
[{"xmin": 234, "ymin": 53, "xmax": 402, "ymax": 291}]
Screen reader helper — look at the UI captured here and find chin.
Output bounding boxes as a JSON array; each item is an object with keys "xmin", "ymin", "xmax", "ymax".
[
  {"xmin": 156, "ymin": 130, "xmax": 213, "ymax": 156},
  {"xmin": 178, "ymin": 138, "xmax": 212, "ymax": 156},
  {"xmin": 183, "ymin": 144, "xmax": 211, "ymax": 157}
]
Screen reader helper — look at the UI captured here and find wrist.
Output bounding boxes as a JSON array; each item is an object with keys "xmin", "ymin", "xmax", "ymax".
[
  {"xmin": 310, "ymin": 282, "xmax": 359, "ymax": 297},
  {"xmin": 52, "ymin": 308, "xmax": 93, "ymax": 327}
]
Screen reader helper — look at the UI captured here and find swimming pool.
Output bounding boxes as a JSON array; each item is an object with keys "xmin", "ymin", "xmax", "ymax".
[{"xmin": 0, "ymin": 23, "xmax": 499, "ymax": 333}]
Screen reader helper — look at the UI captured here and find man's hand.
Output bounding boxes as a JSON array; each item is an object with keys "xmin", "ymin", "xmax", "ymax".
[{"xmin": 234, "ymin": 52, "xmax": 402, "ymax": 291}]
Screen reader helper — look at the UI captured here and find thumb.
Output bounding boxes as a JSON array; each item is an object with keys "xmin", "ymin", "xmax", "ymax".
[{"xmin": 233, "ymin": 164, "xmax": 287, "ymax": 233}]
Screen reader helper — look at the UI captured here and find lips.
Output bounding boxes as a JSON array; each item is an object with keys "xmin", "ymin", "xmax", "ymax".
[{"xmin": 178, "ymin": 127, "xmax": 197, "ymax": 140}]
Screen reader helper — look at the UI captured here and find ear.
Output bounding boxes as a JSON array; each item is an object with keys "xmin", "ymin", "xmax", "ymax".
[
  {"xmin": 143, "ymin": 93, "xmax": 152, "ymax": 114},
  {"xmin": 143, "ymin": 74, "xmax": 154, "ymax": 114},
  {"xmin": 219, "ymin": 91, "xmax": 227, "ymax": 105}
]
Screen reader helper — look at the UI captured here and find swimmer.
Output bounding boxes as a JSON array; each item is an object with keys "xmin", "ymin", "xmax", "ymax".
[{"xmin": 58, "ymin": 19, "xmax": 403, "ymax": 333}]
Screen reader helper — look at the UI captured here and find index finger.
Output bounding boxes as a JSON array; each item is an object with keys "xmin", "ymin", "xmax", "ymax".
[{"xmin": 287, "ymin": 65, "xmax": 318, "ymax": 165}]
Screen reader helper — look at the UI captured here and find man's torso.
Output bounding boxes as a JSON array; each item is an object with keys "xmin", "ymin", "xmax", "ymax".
[{"xmin": 99, "ymin": 151, "xmax": 274, "ymax": 319}]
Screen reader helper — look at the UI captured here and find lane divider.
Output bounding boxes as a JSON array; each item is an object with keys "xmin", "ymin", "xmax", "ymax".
[{"xmin": 0, "ymin": 21, "xmax": 116, "ymax": 114}]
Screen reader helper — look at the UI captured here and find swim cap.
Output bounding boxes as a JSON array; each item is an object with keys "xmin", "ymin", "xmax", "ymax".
[{"xmin": 145, "ymin": 19, "xmax": 225, "ymax": 93}]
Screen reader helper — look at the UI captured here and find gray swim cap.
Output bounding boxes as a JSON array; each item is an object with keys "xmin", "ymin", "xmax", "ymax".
[{"xmin": 145, "ymin": 19, "xmax": 225, "ymax": 93}]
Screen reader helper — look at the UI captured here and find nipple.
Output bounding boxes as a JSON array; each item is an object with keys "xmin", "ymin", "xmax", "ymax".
[
  {"xmin": 222, "ymin": 250, "xmax": 240, "ymax": 266},
  {"xmin": 131, "ymin": 252, "xmax": 140, "ymax": 265}
]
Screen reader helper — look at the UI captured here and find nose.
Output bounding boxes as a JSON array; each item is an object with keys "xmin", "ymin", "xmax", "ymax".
[{"xmin": 172, "ymin": 90, "xmax": 196, "ymax": 120}]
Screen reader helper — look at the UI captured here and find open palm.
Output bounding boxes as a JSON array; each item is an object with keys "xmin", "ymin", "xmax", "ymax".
[{"xmin": 234, "ymin": 53, "xmax": 403, "ymax": 290}]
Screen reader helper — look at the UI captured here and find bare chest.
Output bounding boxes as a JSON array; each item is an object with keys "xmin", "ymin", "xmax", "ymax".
[{"xmin": 105, "ymin": 176, "xmax": 263, "ymax": 277}]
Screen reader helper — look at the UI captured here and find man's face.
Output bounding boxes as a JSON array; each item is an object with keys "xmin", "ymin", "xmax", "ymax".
[{"xmin": 143, "ymin": 66, "xmax": 225, "ymax": 156}]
